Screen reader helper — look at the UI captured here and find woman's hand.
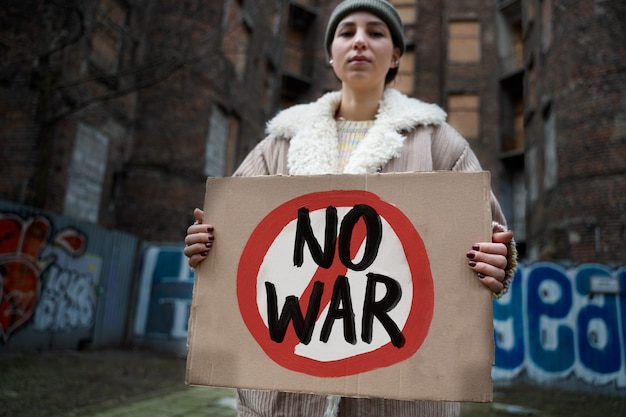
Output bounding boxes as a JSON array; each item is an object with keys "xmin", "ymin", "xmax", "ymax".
[
  {"xmin": 183, "ymin": 208, "xmax": 215, "ymax": 269},
  {"xmin": 466, "ymin": 230, "xmax": 515, "ymax": 294}
]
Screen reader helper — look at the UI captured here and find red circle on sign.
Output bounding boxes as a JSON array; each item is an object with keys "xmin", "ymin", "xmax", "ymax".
[{"xmin": 237, "ymin": 190, "xmax": 434, "ymax": 377}]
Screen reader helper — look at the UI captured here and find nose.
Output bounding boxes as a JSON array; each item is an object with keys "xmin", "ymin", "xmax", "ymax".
[{"xmin": 352, "ymin": 30, "xmax": 366, "ymax": 50}]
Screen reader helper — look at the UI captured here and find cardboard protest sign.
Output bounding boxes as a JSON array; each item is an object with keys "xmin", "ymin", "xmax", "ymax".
[{"xmin": 186, "ymin": 172, "xmax": 495, "ymax": 402}]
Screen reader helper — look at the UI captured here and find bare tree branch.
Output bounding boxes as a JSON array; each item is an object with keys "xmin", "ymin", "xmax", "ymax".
[{"xmin": 48, "ymin": 54, "xmax": 197, "ymax": 123}]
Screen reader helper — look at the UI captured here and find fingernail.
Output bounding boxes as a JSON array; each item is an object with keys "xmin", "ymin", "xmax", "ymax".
[
  {"xmin": 477, "ymin": 272, "xmax": 486, "ymax": 279},
  {"xmin": 205, "ymin": 242, "xmax": 212, "ymax": 248},
  {"xmin": 207, "ymin": 226, "xmax": 214, "ymax": 232},
  {"xmin": 466, "ymin": 251, "xmax": 476, "ymax": 259},
  {"xmin": 208, "ymin": 235, "xmax": 214, "ymax": 241},
  {"xmin": 472, "ymin": 244, "xmax": 480, "ymax": 251},
  {"xmin": 468, "ymin": 260, "xmax": 477, "ymax": 267},
  {"xmin": 200, "ymin": 251, "xmax": 208, "ymax": 256}
]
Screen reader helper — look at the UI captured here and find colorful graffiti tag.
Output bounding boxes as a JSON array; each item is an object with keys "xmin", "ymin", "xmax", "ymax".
[
  {"xmin": 494, "ymin": 263, "xmax": 626, "ymax": 388},
  {"xmin": 0, "ymin": 213, "xmax": 100, "ymax": 343}
]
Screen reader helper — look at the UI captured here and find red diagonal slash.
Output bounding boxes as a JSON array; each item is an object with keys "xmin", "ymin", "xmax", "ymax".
[
  {"xmin": 236, "ymin": 189, "xmax": 434, "ymax": 377},
  {"xmin": 280, "ymin": 217, "xmax": 367, "ymax": 350}
]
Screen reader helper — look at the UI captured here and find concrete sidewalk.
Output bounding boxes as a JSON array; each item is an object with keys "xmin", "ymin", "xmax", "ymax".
[
  {"xmin": 81, "ymin": 384, "xmax": 626, "ymax": 417},
  {"xmin": 83, "ymin": 387, "xmax": 540, "ymax": 417},
  {"xmin": 87, "ymin": 386, "xmax": 237, "ymax": 417}
]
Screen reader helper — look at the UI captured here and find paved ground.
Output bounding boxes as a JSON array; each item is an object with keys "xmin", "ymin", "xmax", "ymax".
[
  {"xmin": 1, "ymin": 347, "xmax": 625, "ymax": 417},
  {"xmin": 87, "ymin": 386, "xmax": 238, "ymax": 417}
]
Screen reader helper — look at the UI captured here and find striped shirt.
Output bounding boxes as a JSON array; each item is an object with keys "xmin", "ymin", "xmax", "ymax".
[{"xmin": 336, "ymin": 119, "xmax": 375, "ymax": 172}]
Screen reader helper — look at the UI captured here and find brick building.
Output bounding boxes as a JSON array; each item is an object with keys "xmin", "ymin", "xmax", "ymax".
[
  {"xmin": 0, "ymin": 0, "xmax": 286, "ymax": 241},
  {"xmin": 521, "ymin": 0, "xmax": 625, "ymax": 262},
  {"xmin": 1, "ymin": 0, "xmax": 624, "ymax": 262}
]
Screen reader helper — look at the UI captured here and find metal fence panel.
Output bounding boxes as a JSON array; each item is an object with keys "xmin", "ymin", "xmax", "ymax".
[{"xmin": 0, "ymin": 200, "xmax": 138, "ymax": 351}]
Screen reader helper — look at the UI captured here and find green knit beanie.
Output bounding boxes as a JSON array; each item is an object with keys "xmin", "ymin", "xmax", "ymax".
[{"xmin": 324, "ymin": 0, "xmax": 405, "ymax": 56}]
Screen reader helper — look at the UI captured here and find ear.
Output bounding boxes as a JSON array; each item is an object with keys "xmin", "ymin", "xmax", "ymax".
[{"xmin": 391, "ymin": 47, "xmax": 401, "ymax": 67}]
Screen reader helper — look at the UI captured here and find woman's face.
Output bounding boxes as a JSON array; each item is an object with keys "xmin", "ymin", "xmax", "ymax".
[{"xmin": 330, "ymin": 11, "xmax": 400, "ymax": 90}]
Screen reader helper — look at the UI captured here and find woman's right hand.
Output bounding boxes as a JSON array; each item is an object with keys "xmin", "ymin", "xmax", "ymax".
[{"xmin": 184, "ymin": 208, "xmax": 215, "ymax": 269}]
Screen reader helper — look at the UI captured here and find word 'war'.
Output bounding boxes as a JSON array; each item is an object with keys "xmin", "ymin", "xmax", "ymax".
[{"xmin": 265, "ymin": 205, "xmax": 406, "ymax": 348}]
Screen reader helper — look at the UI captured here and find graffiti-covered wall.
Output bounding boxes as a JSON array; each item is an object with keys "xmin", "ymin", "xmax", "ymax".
[
  {"xmin": 134, "ymin": 244, "xmax": 626, "ymax": 391},
  {"xmin": 494, "ymin": 262, "xmax": 626, "ymax": 390},
  {"xmin": 0, "ymin": 200, "xmax": 138, "ymax": 351}
]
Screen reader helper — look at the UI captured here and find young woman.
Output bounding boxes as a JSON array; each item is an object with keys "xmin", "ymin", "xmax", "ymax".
[{"xmin": 184, "ymin": 1, "xmax": 517, "ymax": 416}]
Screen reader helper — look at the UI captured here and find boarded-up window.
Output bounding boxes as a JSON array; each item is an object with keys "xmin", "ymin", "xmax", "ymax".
[
  {"xmin": 64, "ymin": 124, "xmax": 109, "ymax": 223},
  {"xmin": 448, "ymin": 94, "xmax": 480, "ymax": 139},
  {"xmin": 542, "ymin": 0, "xmax": 553, "ymax": 52},
  {"xmin": 223, "ymin": 0, "xmax": 250, "ymax": 80},
  {"xmin": 395, "ymin": 50, "xmax": 414, "ymax": 95},
  {"xmin": 448, "ymin": 21, "xmax": 480, "ymax": 63},
  {"xmin": 391, "ymin": 1, "xmax": 415, "ymax": 25},
  {"xmin": 205, "ymin": 105, "xmax": 229, "ymax": 177},
  {"xmin": 284, "ymin": 29, "xmax": 305, "ymax": 75},
  {"xmin": 91, "ymin": 0, "xmax": 126, "ymax": 72}
]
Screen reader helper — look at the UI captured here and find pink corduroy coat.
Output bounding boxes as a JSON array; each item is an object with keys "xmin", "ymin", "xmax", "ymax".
[{"xmin": 231, "ymin": 88, "xmax": 515, "ymax": 417}]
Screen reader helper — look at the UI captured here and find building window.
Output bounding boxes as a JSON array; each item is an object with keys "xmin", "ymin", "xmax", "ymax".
[
  {"xmin": 222, "ymin": 0, "xmax": 250, "ymax": 80},
  {"xmin": 448, "ymin": 21, "xmax": 481, "ymax": 63},
  {"xmin": 513, "ymin": 22, "xmax": 523, "ymax": 69},
  {"xmin": 541, "ymin": 0, "xmax": 553, "ymax": 52},
  {"xmin": 447, "ymin": 94, "xmax": 480, "ymax": 139},
  {"xmin": 91, "ymin": 0, "xmax": 127, "ymax": 73},
  {"xmin": 391, "ymin": 1, "xmax": 416, "ymax": 25},
  {"xmin": 543, "ymin": 106, "xmax": 557, "ymax": 190},
  {"xmin": 500, "ymin": 86, "xmax": 524, "ymax": 154},
  {"xmin": 395, "ymin": 49, "xmax": 414, "ymax": 95},
  {"xmin": 284, "ymin": 28, "xmax": 305, "ymax": 75},
  {"xmin": 204, "ymin": 105, "xmax": 229, "ymax": 178},
  {"xmin": 501, "ymin": 168, "xmax": 527, "ymax": 244},
  {"xmin": 526, "ymin": 61, "xmax": 537, "ymax": 111},
  {"xmin": 496, "ymin": 2, "xmax": 524, "ymax": 75},
  {"xmin": 527, "ymin": 145, "xmax": 538, "ymax": 205},
  {"xmin": 511, "ymin": 169, "xmax": 527, "ymax": 242},
  {"xmin": 63, "ymin": 124, "xmax": 109, "ymax": 223},
  {"xmin": 270, "ymin": 0, "xmax": 283, "ymax": 35},
  {"xmin": 224, "ymin": 114, "xmax": 241, "ymax": 176},
  {"xmin": 514, "ymin": 97, "xmax": 524, "ymax": 150},
  {"xmin": 263, "ymin": 61, "xmax": 278, "ymax": 115}
]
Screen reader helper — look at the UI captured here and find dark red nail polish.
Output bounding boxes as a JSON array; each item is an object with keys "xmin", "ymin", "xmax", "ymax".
[
  {"xmin": 468, "ymin": 260, "xmax": 477, "ymax": 267},
  {"xmin": 207, "ymin": 226, "xmax": 214, "ymax": 233},
  {"xmin": 205, "ymin": 242, "xmax": 212, "ymax": 248},
  {"xmin": 466, "ymin": 251, "xmax": 475, "ymax": 259},
  {"xmin": 208, "ymin": 235, "xmax": 214, "ymax": 241},
  {"xmin": 200, "ymin": 251, "xmax": 208, "ymax": 256},
  {"xmin": 472, "ymin": 244, "xmax": 480, "ymax": 251},
  {"xmin": 477, "ymin": 272, "xmax": 486, "ymax": 279}
]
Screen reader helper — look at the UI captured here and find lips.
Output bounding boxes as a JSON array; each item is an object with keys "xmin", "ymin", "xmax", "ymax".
[{"xmin": 349, "ymin": 55, "xmax": 370, "ymax": 63}]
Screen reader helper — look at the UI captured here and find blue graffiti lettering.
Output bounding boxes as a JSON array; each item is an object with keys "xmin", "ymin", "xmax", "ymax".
[
  {"xmin": 136, "ymin": 247, "xmax": 193, "ymax": 339},
  {"xmin": 494, "ymin": 263, "xmax": 626, "ymax": 388}
]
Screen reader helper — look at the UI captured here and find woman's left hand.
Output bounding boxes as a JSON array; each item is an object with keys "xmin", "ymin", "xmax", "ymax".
[{"xmin": 466, "ymin": 230, "xmax": 514, "ymax": 294}]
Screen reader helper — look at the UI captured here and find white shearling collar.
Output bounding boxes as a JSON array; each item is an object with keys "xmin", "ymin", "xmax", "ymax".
[{"xmin": 265, "ymin": 88, "xmax": 447, "ymax": 175}]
